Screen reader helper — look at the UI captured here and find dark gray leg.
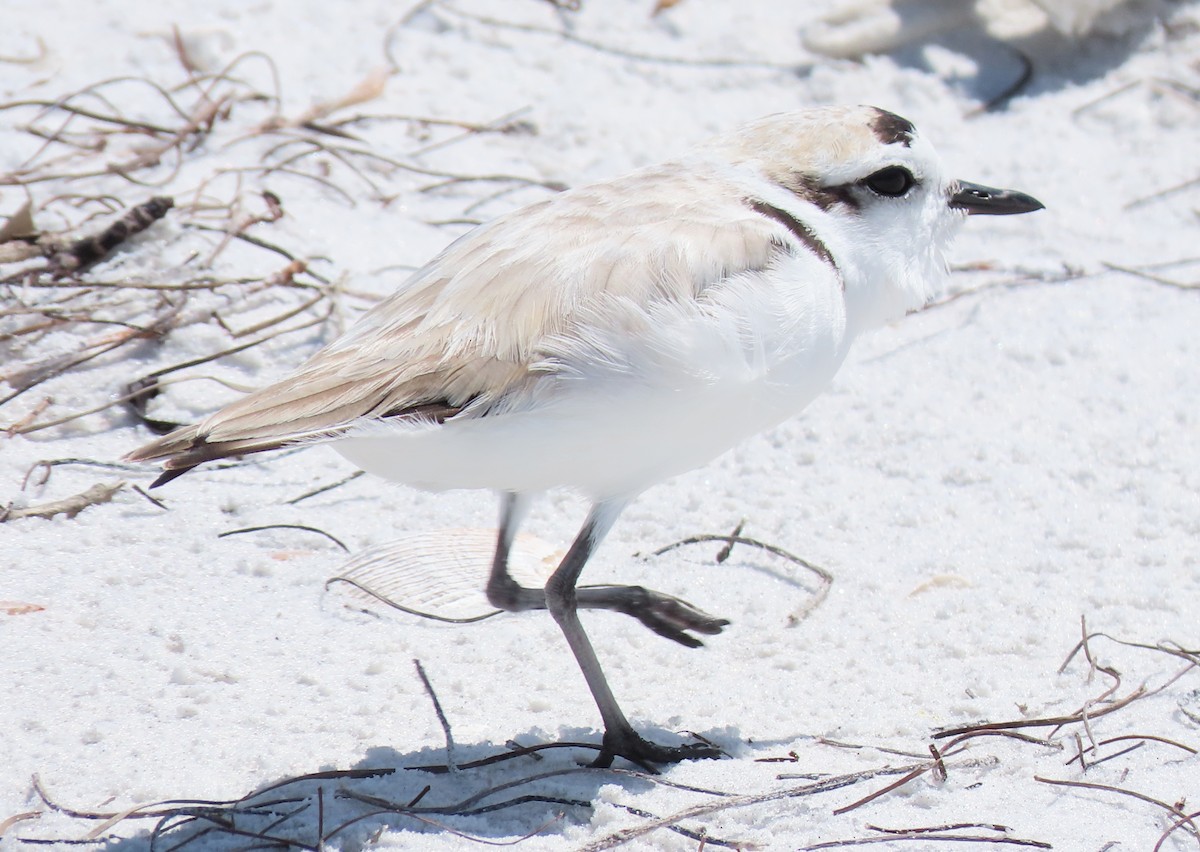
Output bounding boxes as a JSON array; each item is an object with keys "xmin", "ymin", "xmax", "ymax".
[
  {"xmin": 545, "ymin": 500, "xmax": 725, "ymax": 769},
  {"xmin": 486, "ymin": 492, "xmax": 728, "ymax": 648},
  {"xmin": 486, "ymin": 492, "xmax": 535, "ymax": 611}
]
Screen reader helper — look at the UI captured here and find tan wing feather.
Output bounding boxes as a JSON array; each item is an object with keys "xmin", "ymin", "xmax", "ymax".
[{"xmin": 128, "ymin": 164, "xmax": 785, "ymax": 472}]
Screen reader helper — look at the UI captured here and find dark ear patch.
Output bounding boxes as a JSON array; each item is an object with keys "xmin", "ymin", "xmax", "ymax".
[
  {"xmin": 782, "ymin": 172, "xmax": 861, "ymax": 212},
  {"xmin": 745, "ymin": 199, "xmax": 842, "ymax": 288},
  {"xmin": 871, "ymin": 109, "xmax": 915, "ymax": 147}
]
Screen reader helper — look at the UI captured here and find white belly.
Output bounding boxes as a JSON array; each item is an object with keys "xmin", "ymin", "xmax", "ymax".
[{"xmin": 336, "ymin": 264, "xmax": 852, "ymax": 500}]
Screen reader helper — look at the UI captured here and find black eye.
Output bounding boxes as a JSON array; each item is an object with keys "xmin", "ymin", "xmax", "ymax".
[{"xmin": 863, "ymin": 166, "xmax": 915, "ymax": 198}]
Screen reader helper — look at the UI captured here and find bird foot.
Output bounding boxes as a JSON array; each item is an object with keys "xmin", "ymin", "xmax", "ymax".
[
  {"xmin": 579, "ymin": 584, "xmax": 730, "ymax": 648},
  {"xmin": 590, "ymin": 728, "xmax": 726, "ymax": 772}
]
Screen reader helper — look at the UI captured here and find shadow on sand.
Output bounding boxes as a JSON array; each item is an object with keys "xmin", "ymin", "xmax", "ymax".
[
  {"xmin": 38, "ymin": 727, "xmax": 745, "ymax": 850},
  {"xmin": 800, "ymin": 0, "xmax": 1194, "ymax": 111}
]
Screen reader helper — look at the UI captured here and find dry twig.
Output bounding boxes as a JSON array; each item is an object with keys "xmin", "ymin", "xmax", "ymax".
[
  {"xmin": 414, "ymin": 659, "xmax": 459, "ymax": 774},
  {"xmin": 580, "ymin": 757, "xmax": 998, "ymax": 851},
  {"xmin": 216, "ymin": 523, "xmax": 350, "ymax": 553},
  {"xmin": 47, "ymin": 196, "xmax": 173, "ymax": 276},
  {"xmin": 650, "ymin": 532, "xmax": 833, "ymax": 625},
  {"xmin": 1, "ymin": 480, "xmax": 124, "ymax": 523},
  {"xmin": 1034, "ymin": 776, "xmax": 1200, "ymax": 843}
]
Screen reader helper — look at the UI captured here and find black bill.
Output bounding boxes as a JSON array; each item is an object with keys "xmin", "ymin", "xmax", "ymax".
[{"xmin": 950, "ymin": 181, "xmax": 1045, "ymax": 216}]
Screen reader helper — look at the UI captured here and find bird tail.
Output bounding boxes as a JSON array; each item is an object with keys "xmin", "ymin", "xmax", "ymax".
[{"xmin": 124, "ymin": 424, "xmax": 307, "ymax": 487}]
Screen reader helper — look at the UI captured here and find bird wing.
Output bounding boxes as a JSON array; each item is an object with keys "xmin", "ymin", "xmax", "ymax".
[{"xmin": 127, "ymin": 164, "xmax": 790, "ymax": 473}]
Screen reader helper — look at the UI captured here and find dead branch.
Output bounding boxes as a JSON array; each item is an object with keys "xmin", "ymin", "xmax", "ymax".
[
  {"xmin": 714, "ymin": 519, "xmax": 746, "ymax": 563},
  {"xmin": 199, "ymin": 163, "xmax": 357, "ymax": 206},
  {"xmin": 831, "ymin": 763, "xmax": 932, "ymax": 816},
  {"xmin": 257, "ymin": 67, "xmax": 389, "ymax": 133},
  {"xmin": 259, "ymin": 137, "xmax": 400, "ymax": 202},
  {"xmin": 265, "ymin": 258, "xmax": 307, "ymax": 286},
  {"xmin": 783, "ymin": 736, "xmax": 930, "ymax": 763},
  {"xmin": 578, "ymin": 757, "xmax": 997, "ymax": 851},
  {"xmin": 933, "ymin": 685, "xmax": 1149, "ymax": 740},
  {"xmin": 1059, "ymin": 630, "xmax": 1200, "ymax": 671},
  {"xmin": 1061, "ymin": 616, "xmax": 1122, "ymax": 749},
  {"xmin": 1034, "ymin": 777, "xmax": 1200, "ymax": 843},
  {"xmin": 0, "ymin": 97, "xmax": 179, "ymax": 137},
  {"xmin": 1125, "ymin": 175, "xmax": 1200, "ymax": 209},
  {"xmin": 414, "ymin": 659, "xmax": 459, "ymax": 773},
  {"xmin": 0, "ymin": 36, "xmax": 46, "ymax": 65},
  {"xmin": 934, "ymin": 729, "xmax": 1062, "ymax": 752},
  {"xmin": 29, "ymin": 767, "xmax": 392, "ymax": 827},
  {"xmin": 1102, "ymin": 261, "xmax": 1199, "ymax": 290},
  {"xmin": 919, "ymin": 266, "xmax": 1089, "ymax": 315},
  {"xmin": 1, "ymin": 480, "xmax": 124, "ymax": 523},
  {"xmin": 47, "ymin": 196, "xmax": 173, "ymax": 276},
  {"xmin": 1072, "ymin": 79, "xmax": 1144, "ymax": 116},
  {"xmin": 0, "ymin": 301, "xmax": 184, "ymax": 408},
  {"xmin": 344, "ymin": 764, "xmax": 740, "ymax": 846},
  {"xmin": 186, "ymin": 49, "xmax": 282, "ymax": 110},
  {"xmin": 1157, "ymin": 809, "xmax": 1200, "ymax": 852},
  {"xmin": 202, "ymin": 189, "xmax": 284, "ymax": 266},
  {"xmin": 285, "ymin": 470, "xmax": 366, "ymax": 505},
  {"xmin": 756, "ymin": 749, "xmax": 800, "ymax": 763},
  {"xmin": 325, "ymin": 109, "xmax": 532, "ymax": 136},
  {"xmin": 186, "ymin": 220, "xmax": 335, "ymax": 280},
  {"xmin": 131, "ymin": 484, "xmax": 168, "ymax": 510},
  {"xmin": 405, "ymin": 107, "xmax": 537, "ymax": 159},
  {"xmin": 9, "ymin": 275, "xmax": 255, "ymax": 290},
  {"xmin": 435, "ymin": 5, "xmax": 800, "ymax": 71},
  {"xmin": 326, "ymin": 573, "xmax": 510, "ymax": 625},
  {"xmin": 650, "ymin": 533, "xmax": 833, "ymax": 625},
  {"xmin": 8, "ymin": 375, "xmax": 220, "ymax": 436},
  {"xmin": 804, "ymin": 831, "xmax": 1051, "ymax": 849},
  {"xmin": 0, "ymin": 77, "xmax": 202, "ymax": 185},
  {"xmin": 322, "ymin": 804, "xmax": 570, "ymax": 848},
  {"xmin": 217, "ymin": 289, "xmax": 323, "ymax": 338},
  {"xmin": 216, "ymin": 524, "xmax": 349, "ymax": 553},
  {"xmin": 106, "ymin": 92, "xmax": 232, "ymax": 180},
  {"xmin": 869, "ymin": 822, "xmax": 1017, "ymax": 835},
  {"xmin": 0, "ymin": 811, "xmax": 41, "ymax": 837},
  {"xmin": 416, "ymin": 171, "xmax": 567, "ymax": 195},
  {"xmin": 120, "ymin": 305, "xmax": 333, "ymax": 432},
  {"xmin": 3, "ymin": 396, "xmax": 52, "ymax": 434},
  {"xmin": 21, "ymin": 458, "xmax": 140, "ymax": 489},
  {"xmin": 31, "ymin": 759, "xmax": 610, "ymax": 848}
]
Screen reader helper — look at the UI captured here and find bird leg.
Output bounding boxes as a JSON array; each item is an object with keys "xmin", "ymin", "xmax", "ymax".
[
  {"xmin": 541, "ymin": 500, "xmax": 726, "ymax": 769},
  {"xmin": 486, "ymin": 493, "xmax": 729, "ymax": 648}
]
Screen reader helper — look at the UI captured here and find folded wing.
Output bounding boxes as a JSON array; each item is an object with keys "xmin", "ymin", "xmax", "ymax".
[{"xmin": 127, "ymin": 165, "xmax": 790, "ymax": 478}]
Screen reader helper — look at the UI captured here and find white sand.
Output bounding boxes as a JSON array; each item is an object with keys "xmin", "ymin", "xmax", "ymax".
[{"xmin": 2, "ymin": 0, "xmax": 1198, "ymax": 848}]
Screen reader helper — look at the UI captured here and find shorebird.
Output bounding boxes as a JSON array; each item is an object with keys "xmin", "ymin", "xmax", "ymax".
[{"xmin": 128, "ymin": 106, "xmax": 1043, "ymax": 768}]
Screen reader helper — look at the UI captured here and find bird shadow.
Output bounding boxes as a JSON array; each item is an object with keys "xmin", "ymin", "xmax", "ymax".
[
  {"xmin": 802, "ymin": 0, "xmax": 1192, "ymax": 110},
  {"xmin": 68, "ymin": 728, "xmax": 740, "ymax": 851}
]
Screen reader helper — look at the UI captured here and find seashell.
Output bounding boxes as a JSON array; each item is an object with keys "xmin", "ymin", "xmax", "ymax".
[{"xmin": 325, "ymin": 529, "xmax": 561, "ymax": 624}]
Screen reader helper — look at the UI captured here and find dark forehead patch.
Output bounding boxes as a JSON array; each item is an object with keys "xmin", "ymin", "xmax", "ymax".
[{"xmin": 871, "ymin": 109, "xmax": 915, "ymax": 147}]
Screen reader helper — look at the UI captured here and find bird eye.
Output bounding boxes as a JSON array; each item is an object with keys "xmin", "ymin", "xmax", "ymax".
[{"xmin": 863, "ymin": 166, "xmax": 915, "ymax": 198}]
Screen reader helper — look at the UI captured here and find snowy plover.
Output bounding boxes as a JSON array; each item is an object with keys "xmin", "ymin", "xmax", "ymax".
[{"xmin": 128, "ymin": 106, "xmax": 1043, "ymax": 768}]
